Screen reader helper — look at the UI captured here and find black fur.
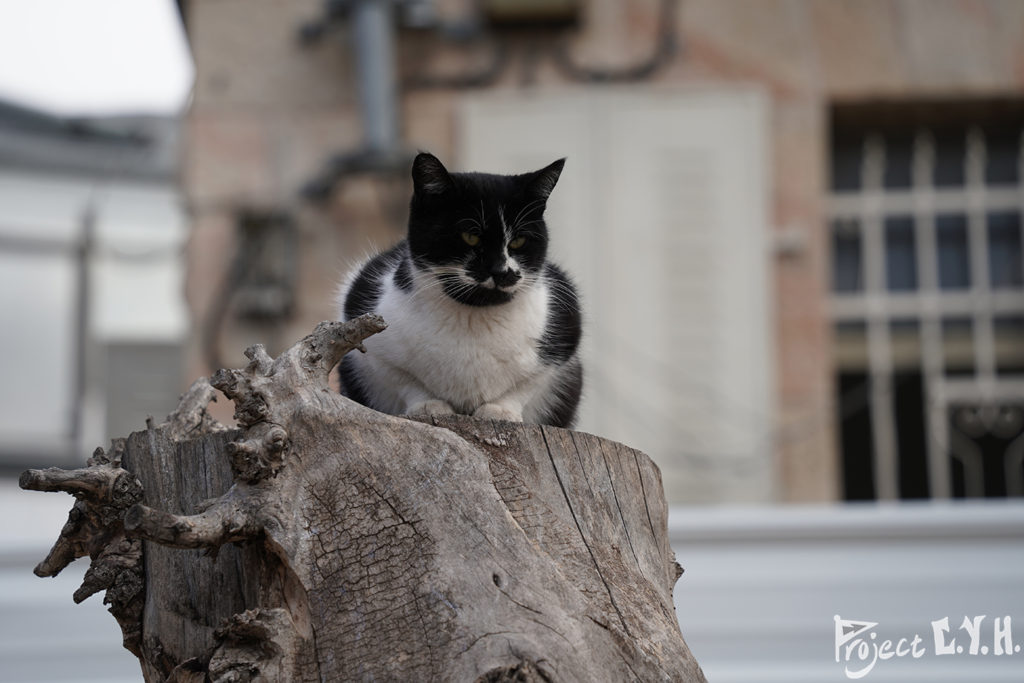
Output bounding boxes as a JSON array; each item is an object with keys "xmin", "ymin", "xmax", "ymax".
[
  {"xmin": 542, "ymin": 358, "xmax": 583, "ymax": 427},
  {"xmin": 343, "ymin": 244, "xmax": 404, "ymax": 320},
  {"xmin": 338, "ymin": 354, "xmax": 370, "ymax": 407},
  {"xmin": 407, "ymin": 154, "xmax": 564, "ymax": 307},
  {"xmin": 537, "ymin": 262, "xmax": 582, "ymax": 365},
  {"xmin": 339, "ymin": 153, "xmax": 583, "ymax": 428},
  {"xmin": 393, "ymin": 254, "xmax": 413, "ymax": 292}
]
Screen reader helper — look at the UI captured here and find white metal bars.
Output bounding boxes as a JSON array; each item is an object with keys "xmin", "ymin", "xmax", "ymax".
[{"xmin": 829, "ymin": 125, "xmax": 1024, "ymax": 499}]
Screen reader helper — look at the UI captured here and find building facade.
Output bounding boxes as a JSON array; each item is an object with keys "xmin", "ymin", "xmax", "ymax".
[
  {"xmin": 180, "ymin": 0, "xmax": 1024, "ymax": 504},
  {"xmin": 0, "ymin": 99, "xmax": 188, "ymax": 468}
]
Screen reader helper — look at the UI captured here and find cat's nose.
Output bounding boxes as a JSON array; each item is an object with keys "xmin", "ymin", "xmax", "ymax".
[{"xmin": 491, "ymin": 267, "xmax": 522, "ymax": 288}]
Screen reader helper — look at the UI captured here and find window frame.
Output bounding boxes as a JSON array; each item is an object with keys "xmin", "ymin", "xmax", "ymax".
[{"xmin": 829, "ymin": 111, "xmax": 1024, "ymax": 500}]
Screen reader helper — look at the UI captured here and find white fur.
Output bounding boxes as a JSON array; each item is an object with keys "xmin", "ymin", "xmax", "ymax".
[{"xmin": 337, "ymin": 260, "xmax": 562, "ymax": 423}]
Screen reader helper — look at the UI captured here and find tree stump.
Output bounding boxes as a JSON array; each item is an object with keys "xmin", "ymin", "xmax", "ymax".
[{"xmin": 20, "ymin": 315, "xmax": 706, "ymax": 682}]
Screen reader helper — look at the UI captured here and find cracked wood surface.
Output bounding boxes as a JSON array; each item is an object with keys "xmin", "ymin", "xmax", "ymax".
[{"xmin": 21, "ymin": 316, "xmax": 706, "ymax": 682}]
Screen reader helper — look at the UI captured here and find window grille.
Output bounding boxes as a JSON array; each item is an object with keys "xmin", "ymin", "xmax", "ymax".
[{"xmin": 830, "ymin": 103, "xmax": 1024, "ymax": 500}]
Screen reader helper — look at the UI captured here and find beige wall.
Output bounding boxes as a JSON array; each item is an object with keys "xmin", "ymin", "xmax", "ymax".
[{"xmin": 181, "ymin": 0, "xmax": 1024, "ymax": 502}]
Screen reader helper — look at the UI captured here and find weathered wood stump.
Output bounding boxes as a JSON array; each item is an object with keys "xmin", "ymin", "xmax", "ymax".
[{"xmin": 21, "ymin": 315, "xmax": 706, "ymax": 682}]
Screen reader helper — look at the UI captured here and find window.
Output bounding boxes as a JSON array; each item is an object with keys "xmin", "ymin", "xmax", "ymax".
[{"xmin": 830, "ymin": 101, "xmax": 1024, "ymax": 500}]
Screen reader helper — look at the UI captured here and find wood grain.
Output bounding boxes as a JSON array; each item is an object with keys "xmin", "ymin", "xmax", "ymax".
[{"xmin": 23, "ymin": 316, "xmax": 706, "ymax": 682}]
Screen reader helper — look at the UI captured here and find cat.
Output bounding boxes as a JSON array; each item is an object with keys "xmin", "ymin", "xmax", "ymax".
[{"xmin": 336, "ymin": 152, "xmax": 583, "ymax": 428}]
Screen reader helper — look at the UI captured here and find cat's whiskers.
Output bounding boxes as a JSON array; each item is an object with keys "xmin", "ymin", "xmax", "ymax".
[
  {"xmin": 509, "ymin": 198, "xmax": 546, "ymax": 235},
  {"xmin": 402, "ymin": 265, "xmax": 491, "ymax": 309},
  {"xmin": 456, "ymin": 217, "xmax": 482, "ymax": 232},
  {"xmin": 404, "ymin": 271, "xmax": 461, "ymax": 307},
  {"xmin": 544, "ymin": 284, "xmax": 578, "ymax": 311},
  {"xmin": 478, "ymin": 199, "xmax": 488, "ymax": 233},
  {"xmin": 510, "ymin": 219, "xmax": 547, "ymax": 240}
]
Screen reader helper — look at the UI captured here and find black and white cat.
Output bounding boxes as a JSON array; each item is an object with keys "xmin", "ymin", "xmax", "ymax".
[{"xmin": 336, "ymin": 152, "xmax": 583, "ymax": 428}]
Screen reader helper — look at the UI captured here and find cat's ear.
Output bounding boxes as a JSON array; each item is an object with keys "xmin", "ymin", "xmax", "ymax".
[
  {"xmin": 525, "ymin": 158, "xmax": 565, "ymax": 201},
  {"xmin": 412, "ymin": 152, "xmax": 454, "ymax": 196}
]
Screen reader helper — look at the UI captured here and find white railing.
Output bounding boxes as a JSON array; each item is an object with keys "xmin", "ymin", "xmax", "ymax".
[{"xmin": 670, "ymin": 502, "xmax": 1024, "ymax": 682}]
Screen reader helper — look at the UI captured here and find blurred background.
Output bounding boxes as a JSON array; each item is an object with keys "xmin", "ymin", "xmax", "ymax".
[{"xmin": 1, "ymin": 0, "xmax": 1022, "ymax": 681}]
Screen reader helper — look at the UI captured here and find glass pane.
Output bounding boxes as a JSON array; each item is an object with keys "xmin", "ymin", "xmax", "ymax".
[
  {"xmin": 831, "ymin": 131, "xmax": 863, "ymax": 191},
  {"xmin": 936, "ymin": 213, "xmax": 970, "ymax": 290},
  {"xmin": 933, "ymin": 127, "xmax": 967, "ymax": 187},
  {"xmin": 995, "ymin": 316, "xmax": 1024, "ymax": 375},
  {"xmin": 885, "ymin": 215, "xmax": 917, "ymax": 291},
  {"xmin": 883, "ymin": 133, "xmax": 913, "ymax": 189},
  {"xmin": 984, "ymin": 125, "xmax": 1021, "ymax": 185},
  {"xmin": 835, "ymin": 321, "xmax": 867, "ymax": 370},
  {"xmin": 890, "ymin": 319, "xmax": 921, "ymax": 369},
  {"xmin": 942, "ymin": 317, "xmax": 974, "ymax": 373},
  {"xmin": 894, "ymin": 371, "xmax": 929, "ymax": 500},
  {"xmin": 987, "ymin": 211, "xmax": 1023, "ymax": 288},
  {"xmin": 838, "ymin": 371, "xmax": 875, "ymax": 501},
  {"xmin": 831, "ymin": 218, "xmax": 862, "ymax": 292}
]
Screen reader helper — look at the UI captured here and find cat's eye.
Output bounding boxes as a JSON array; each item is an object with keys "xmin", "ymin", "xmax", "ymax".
[
  {"xmin": 462, "ymin": 232, "xmax": 480, "ymax": 247},
  {"xmin": 508, "ymin": 236, "xmax": 527, "ymax": 250}
]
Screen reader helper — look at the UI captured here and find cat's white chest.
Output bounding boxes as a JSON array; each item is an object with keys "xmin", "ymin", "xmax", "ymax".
[{"xmin": 367, "ymin": 280, "xmax": 549, "ymax": 412}]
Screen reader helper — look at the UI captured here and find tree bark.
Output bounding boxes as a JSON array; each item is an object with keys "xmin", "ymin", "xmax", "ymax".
[{"xmin": 21, "ymin": 315, "xmax": 706, "ymax": 682}]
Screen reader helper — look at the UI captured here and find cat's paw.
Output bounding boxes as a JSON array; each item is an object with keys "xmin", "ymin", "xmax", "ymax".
[
  {"xmin": 407, "ymin": 399, "xmax": 456, "ymax": 417},
  {"xmin": 473, "ymin": 403, "xmax": 523, "ymax": 423}
]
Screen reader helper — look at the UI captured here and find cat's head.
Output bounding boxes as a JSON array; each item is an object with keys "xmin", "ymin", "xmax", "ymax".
[{"xmin": 406, "ymin": 152, "xmax": 564, "ymax": 307}]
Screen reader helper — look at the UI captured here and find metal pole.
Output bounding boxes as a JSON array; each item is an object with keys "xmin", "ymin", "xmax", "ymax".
[
  {"xmin": 351, "ymin": 0, "xmax": 399, "ymax": 154},
  {"xmin": 862, "ymin": 135, "xmax": 899, "ymax": 500},
  {"xmin": 71, "ymin": 207, "xmax": 95, "ymax": 463}
]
